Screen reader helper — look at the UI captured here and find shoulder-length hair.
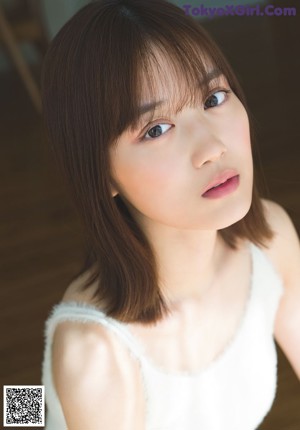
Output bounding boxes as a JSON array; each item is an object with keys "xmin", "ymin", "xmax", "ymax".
[{"xmin": 41, "ymin": 0, "xmax": 273, "ymax": 324}]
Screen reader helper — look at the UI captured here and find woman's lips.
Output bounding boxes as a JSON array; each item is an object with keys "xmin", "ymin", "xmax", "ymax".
[{"xmin": 202, "ymin": 175, "xmax": 240, "ymax": 198}]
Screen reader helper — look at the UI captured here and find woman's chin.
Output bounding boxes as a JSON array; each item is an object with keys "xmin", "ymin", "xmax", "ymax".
[{"xmin": 217, "ymin": 198, "xmax": 252, "ymax": 230}]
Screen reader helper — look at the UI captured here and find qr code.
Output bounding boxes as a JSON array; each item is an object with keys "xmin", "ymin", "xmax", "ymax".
[{"xmin": 3, "ymin": 385, "xmax": 45, "ymax": 427}]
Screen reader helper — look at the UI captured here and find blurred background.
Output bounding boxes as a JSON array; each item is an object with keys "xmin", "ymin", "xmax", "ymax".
[{"xmin": 1, "ymin": 0, "xmax": 299, "ymax": 428}]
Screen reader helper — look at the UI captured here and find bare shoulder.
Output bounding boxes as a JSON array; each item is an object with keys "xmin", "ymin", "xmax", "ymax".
[
  {"xmin": 260, "ymin": 197, "xmax": 300, "ymax": 285},
  {"xmin": 52, "ymin": 320, "xmax": 146, "ymax": 429},
  {"xmin": 261, "ymin": 197, "xmax": 294, "ymax": 243},
  {"xmin": 261, "ymin": 197, "xmax": 295, "ymax": 233},
  {"xmin": 260, "ymin": 201, "xmax": 300, "ymax": 380},
  {"xmin": 61, "ymin": 265, "xmax": 101, "ymax": 305}
]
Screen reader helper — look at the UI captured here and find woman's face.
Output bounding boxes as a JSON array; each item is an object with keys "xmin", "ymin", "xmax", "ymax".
[{"xmin": 109, "ymin": 62, "xmax": 253, "ymax": 233}]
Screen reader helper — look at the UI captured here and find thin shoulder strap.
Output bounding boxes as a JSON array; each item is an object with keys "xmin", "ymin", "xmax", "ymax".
[
  {"xmin": 248, "ymin": 241, "xmax": 284, "ymax": 306},
  {"xmin": 44, "ymin": 301, "xmax": 147, "ymax": 364}
]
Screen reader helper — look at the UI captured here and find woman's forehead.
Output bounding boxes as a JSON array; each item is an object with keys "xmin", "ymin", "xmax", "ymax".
[
  {"xmin": 137, "ymin": 45, "xmax": 221, "ymax": 106},
  {"xmin": 138, "ymin": 62, "xmax": 225, "ymax": 113},
  {"xmin": 115, "ymin": 43, "xmax": 229, "ymax": 136}
]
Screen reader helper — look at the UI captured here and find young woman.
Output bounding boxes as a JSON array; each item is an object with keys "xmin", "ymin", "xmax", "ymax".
[{"xmin": 41, "ymin": 1, "xmax": 300, "ymax": 429}]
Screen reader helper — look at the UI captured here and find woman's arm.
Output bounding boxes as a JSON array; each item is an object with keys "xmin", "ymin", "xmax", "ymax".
[
  {"xmin": 52, "ymin": 320, "xmax": 146, "ymax": 430},
  {"xmin": 262, "ymin": 199, "xmax": 300, "ymax": 381}
]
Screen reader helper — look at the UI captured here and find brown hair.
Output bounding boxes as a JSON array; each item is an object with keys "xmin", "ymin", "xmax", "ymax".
[{"xmin": 41, "ymin": 0, "xmax": 273, "ymax": 324}]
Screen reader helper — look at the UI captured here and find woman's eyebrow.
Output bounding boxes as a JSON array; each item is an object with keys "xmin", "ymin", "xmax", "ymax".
[
  {"xmin": 132, "ymin": 100, "xmax": 166, "ymax": 131},
  {"xmin": 137, "ymin": 68, "xmax": 223, "ymax": 118},
  {"xmin": 138, "ymin": 100, "xmax": 165, "ymax": 117},
  {"xmin": 201, "ymin": 68, "xmax": 223, "ymax": 86}
]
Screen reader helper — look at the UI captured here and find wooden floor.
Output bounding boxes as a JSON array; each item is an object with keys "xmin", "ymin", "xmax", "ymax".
[{"xmin": 1, "ymin": 4, "xmax": 300, "ymax": 429}]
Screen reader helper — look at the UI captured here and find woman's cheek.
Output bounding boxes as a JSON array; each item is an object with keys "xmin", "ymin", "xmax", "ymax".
[
  {"xmin": 231, "ymin": 103, "xmax": 251, "ymax": 151},
  {"xmin": 241, "ymin": 109, "xmax": 251, "ymax": 146},
  {"xmin": 115, "ymin": 156, "xmax": 172, "ymax": 204}
]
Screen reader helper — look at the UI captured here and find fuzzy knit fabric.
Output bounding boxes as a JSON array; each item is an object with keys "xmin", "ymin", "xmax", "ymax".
[{"xmin": 41, "ymin": 242, "xmax": 284, "ymax": 430}]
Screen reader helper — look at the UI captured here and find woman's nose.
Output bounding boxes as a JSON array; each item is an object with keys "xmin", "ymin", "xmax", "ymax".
[{"xmin": 191, "ymin": 133, "xmax": 227, "ymax": 168}]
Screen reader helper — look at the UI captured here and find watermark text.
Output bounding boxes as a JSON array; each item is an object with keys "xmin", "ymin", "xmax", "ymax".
[{"xmin": 182, "ymin": 4, "xmax": 296, "ymax": 17}]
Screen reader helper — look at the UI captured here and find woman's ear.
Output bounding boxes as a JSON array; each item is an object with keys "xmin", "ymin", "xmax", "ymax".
[
  {"xmin": 111, "ymin": 185, "xmax": 119, "ymax": 198},
  {"xmin": 110, "ymin": 176, "xmax": 119, "ymax": 197}
]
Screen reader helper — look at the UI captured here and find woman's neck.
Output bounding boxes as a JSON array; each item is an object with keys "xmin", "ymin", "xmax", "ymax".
[{"xmin": 142, "ymin": 224, "xmax": 226, "ymax": 307}]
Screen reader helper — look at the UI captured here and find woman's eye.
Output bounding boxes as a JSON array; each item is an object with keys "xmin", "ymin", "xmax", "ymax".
[
  {"xmin": 204, "ymin": 90, "xmax": 230, "ymax": 110},
  {"xmin": 143, "ymin": 123, "xmax": 172, "ymax": 140}
]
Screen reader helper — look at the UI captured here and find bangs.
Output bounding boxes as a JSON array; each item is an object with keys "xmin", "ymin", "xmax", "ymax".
[
  {"xmin": 59, "ymin": 0, "xmax": 246, "ymax": 149},
  {"xmin": 127, "ymin": 41, "xmax": 226, "ymax": 134},
  {"xmin": 104, "ymin": 4, "xmax": 241, "ymax": 145}
]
